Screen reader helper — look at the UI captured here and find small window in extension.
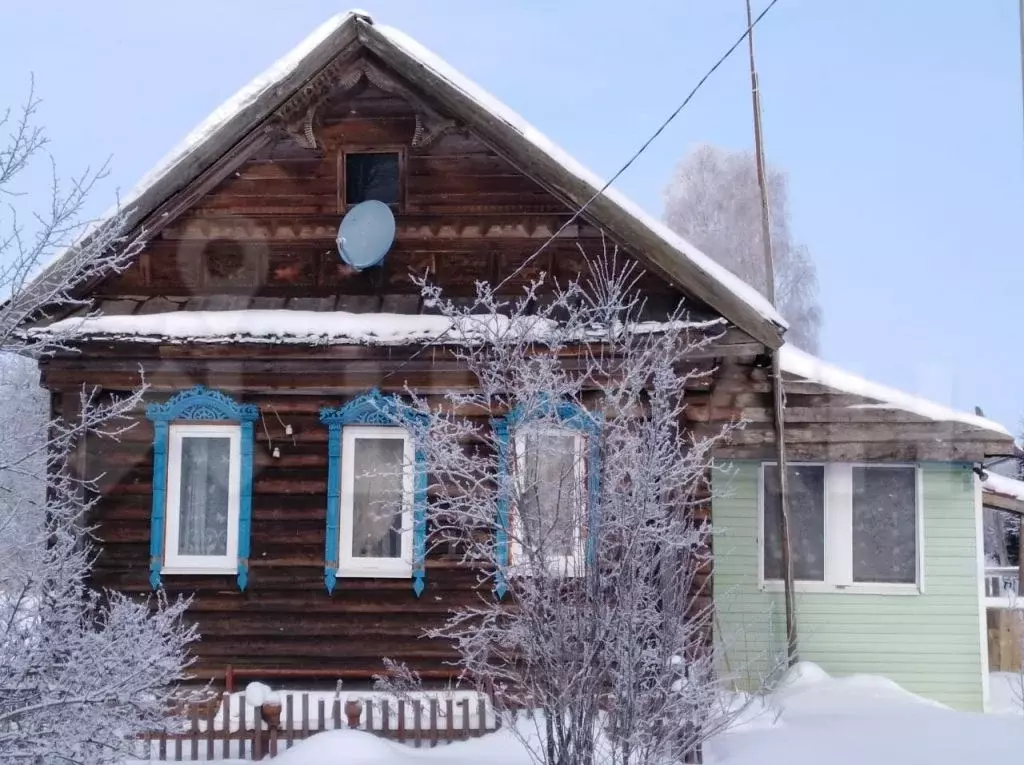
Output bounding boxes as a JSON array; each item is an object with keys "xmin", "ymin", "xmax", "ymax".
[{"xmin": 344, "ymin": 151, "xmax": 401, "ymax": 206}]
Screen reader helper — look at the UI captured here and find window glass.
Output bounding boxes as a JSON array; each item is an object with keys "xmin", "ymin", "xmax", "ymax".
[
  {"xmin": 518, "ymin": 432, "xmax": 581, "ymax": 557},
  {"xmin": 351, "ymin": 437, "xmax": 406, "ymax": 559},
  {"xmin": 852, "ymin": 467, "xmax": 917, "ymax": 584},
  {"xmin": 763, "ymin": 465, "xmax": 825, "ymax": 581},
  {"xmin": 345, "ymin": 153, "xmax": 400, "ymax": 206},
  {"xmin": 177, "ymin": 436, "xmax": 231, "ymax": 556}
]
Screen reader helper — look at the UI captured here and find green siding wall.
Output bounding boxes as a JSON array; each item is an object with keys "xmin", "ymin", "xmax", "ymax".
[{"xmin": 713, "ymin": 461, "xmax": 984, "ymax": 710}]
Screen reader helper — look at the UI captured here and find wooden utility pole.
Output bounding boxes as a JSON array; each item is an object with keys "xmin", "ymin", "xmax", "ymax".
[{"xmin": 745, "ymin": 0, "xmax": 798, "ymax": 665}]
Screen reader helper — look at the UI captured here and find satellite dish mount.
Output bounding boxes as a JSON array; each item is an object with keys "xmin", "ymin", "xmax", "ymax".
[{"xmin": 336, "ymin": 200, "xmax": 396, "ymax": 271}]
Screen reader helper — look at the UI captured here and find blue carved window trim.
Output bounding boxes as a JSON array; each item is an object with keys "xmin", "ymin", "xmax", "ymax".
[
  {"xmin": 492, "ymin": 397, "xmax": 601, "ymax": 597},
  {"xmin": 146, "ymin": 386, "xmax": 259, "ymax": 591},
  {"xmin": 319, "ymin": 390, "xmax": 428, "ymax": 597}
]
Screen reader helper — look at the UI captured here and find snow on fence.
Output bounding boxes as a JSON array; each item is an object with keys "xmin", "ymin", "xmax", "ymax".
[{"xmin": 136, "ymin": 691, "xmax": 500, "ymax": 761}]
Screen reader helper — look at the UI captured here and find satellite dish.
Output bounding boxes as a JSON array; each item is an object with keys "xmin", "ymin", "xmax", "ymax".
[{"xmin": 336, "ymin": 200, "xmax": 396, "ymax": 271}]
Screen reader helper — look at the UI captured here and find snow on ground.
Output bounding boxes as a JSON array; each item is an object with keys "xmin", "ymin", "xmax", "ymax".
[
  {"xmin": 141, "ymin": 664, "xmax": 1024, "ymax": 765},
  {"xmin": 269, "ymin": 727, "xmax": 535, "ymax": 765},
  {"xmin": 989, "ymin": 671, "xmax": 1023, "ymax": 715},
  {"xmin": 706, "ymin": 664, "xmax": 1024, "ymax": 765}
]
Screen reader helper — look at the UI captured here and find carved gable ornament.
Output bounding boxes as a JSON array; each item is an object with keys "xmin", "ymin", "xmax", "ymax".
[{"xmin": 273, "ymin": 58, "xmax": 461, "ymax": 152}]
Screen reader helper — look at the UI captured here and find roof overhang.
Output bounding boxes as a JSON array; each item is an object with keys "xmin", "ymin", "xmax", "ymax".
[
  {"xmin": 355, "ymin": 21, "xmax": 785, "ymax": 348},
  {"xmin": 23, "ymin": 11, "xmax": 786, "ymax": 349},
  {"xmin": 983, "ymin": 472, "xmax": 1024, "ymax": 516}
]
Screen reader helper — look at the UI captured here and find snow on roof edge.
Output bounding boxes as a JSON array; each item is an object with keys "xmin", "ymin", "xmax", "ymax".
[
  {"xmin": 122, "ymin": 11, "xmax": 367, "ymax": 210},
  {"xmin": 27, "ymin": 12, "xmax": 367, "ymax": 286},
  {"xmin": 375, "ymin": 24, "xmax": 786, "ymax": 333},
  {"xmin": 27, "ymin": 10, "xmax": 785, "ymax": 345},
  {"xmin": 30, "ymin": 310, "xmax": 723, "ymax": 347},
  {"xmin": 983, "ymin": 472, "xmax": 1024, "ymax": 503},
  {"xmin": 780, "ymin": 345, "xmax": 1011, "ymax": 439}
]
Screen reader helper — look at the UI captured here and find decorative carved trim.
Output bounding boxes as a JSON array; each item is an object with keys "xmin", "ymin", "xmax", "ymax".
[
  {"xmin": 319, "ymin": 390, "xmax": 429, "ymax": 597},
  {"xmin": 273, "ymin": 57, "xmax": 464, "ymax": 153},
  {"xmin": 319, "ymin": 388, "xmax": 414, "ymax": 427},
  {"xmin": 145, "ymin": 386, "xmax": 260, "ymax": 592},
  {"xmin": 337, "ymin": 65, "xmax": 365, "ymax": 93},
  {"xmin": 169, "ymin": 215, "xmax": 591, "ymax": 243},
  {"xmin": 275, "ymin": 56, "xmax": 353, "ymax": 125},
  {"xmin": 412, "ymin": 112, "xmax": 460, "ymax": 150},
  {"xmin": 146, "ymin": 385, "xmax": 260, "ymax": 423},
  {"xmin": 283, "ymin": 103, "xmax": 321, "ymax": 150}
]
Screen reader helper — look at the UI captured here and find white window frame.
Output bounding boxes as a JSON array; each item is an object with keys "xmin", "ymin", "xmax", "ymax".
[
  {"xmin": 758, "ymin": 462, "xmax": 924, "ymax": 596},
  {"xmin": 163, "ymin": 423, "xmax": 241, "ymax": 575},
  {"xmin": 511, "ymin": 427, "xmax": 587, "ymax": 578},
  {"xmin": 338, "ymin": 425, "xmax": 414, "ymax": 579}
]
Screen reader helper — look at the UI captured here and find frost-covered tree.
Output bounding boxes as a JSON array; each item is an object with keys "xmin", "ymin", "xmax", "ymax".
[
  {"xmin": 0, "ymin": 353, "xmax": 47, "ymax": 571},
  {"xmin": 393, "ymin": 250, "xmax": 752, "ymax": 765},
  {"xmin": 663, "ymin": 143, "xmax": 822, "ymax": 353},
  {"xmin": 0, "ymin": 82, "xmax": 196, "ymax": 765}
]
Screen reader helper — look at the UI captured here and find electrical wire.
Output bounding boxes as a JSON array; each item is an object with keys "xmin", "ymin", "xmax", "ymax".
[{"xmin": 382, "ymin": 0, "xmax": 781, "ymax": 381}]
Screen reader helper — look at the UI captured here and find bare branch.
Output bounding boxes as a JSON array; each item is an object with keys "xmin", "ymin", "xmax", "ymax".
[
  {"xmin": 0, "ymin": 84, "xmax": 193, "ymax": 765},
  {"xmin": 384, "ymin": 241, "xmax": 766, "ymax": 765}
]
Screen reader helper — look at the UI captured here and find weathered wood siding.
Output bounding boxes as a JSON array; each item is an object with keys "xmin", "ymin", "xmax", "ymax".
[
  {"xmin": 704, "ymin": 361, "xmax": 1004, "ymax": 463},
  {"xmin": 40, "ymin": 54, "xmax": 1002, "ymax": 685},
  {"xmin": 43, "ymin": 76, "xmax": 736, "ymax": 680},
  {"xmin": 77, "ymin": 376, "xmax": 720, "ymax": 679},
  {"xmin": 87, "ymin": 389, "xmax": 489, "ymax": 678},
  {"xmin": 81, "ymin": 81, "xmax": 694, "ymax": 320}
]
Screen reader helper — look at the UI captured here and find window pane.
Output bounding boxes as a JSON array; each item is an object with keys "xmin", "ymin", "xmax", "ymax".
[
  {"xmin": 763, "ymin": 465, "xmax": 825, "ymax": 581},
  {"xmin": 345, "ymin": 153, "xmax": 400, "ymax": 205},
  {"xmin": 178, "ymin": 437, "xmax": 231, "ymax": 556},
  {"xmin": 352, "ymin": 437, "xmax": 406, "ymax": 559},
  {"xmin": 852, "ymin": 467, "xmax": 917, "ymax": 584},
  {"xmin": 519, "ymin": 432, "xmax": 581, "ymax": 556}
]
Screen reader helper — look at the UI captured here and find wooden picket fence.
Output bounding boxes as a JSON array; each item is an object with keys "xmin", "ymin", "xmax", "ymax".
[{"xmin": 136, "ymin": 691, "xmax": 500, "ymax": 761}]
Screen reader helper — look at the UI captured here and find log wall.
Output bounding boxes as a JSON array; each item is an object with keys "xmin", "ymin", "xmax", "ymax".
[
  {"xmin": 45, "ymin": 347, "xmax": 1000, "ymax": 679},
  {"xmin": 86, "ymin": 386, "xmax": 484, "ymax": 678},
  {"xmin": 77, "ymin": 81, "xmax": 691, "ymax": 320},
  {"xmin": 37, "ymin": 54, "xmax": 1004, "ymax": 683}
]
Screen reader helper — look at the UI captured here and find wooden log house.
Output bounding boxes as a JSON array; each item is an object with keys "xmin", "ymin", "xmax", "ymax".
[{"xmin": 23, "ymin": 12, "xmax": 1014, "ymax": 709}]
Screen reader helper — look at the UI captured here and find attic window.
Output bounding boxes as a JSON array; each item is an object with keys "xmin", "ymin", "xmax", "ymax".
[{"xmin": 344, "ymin": 151, "xmax": 401, "ymax": 207}]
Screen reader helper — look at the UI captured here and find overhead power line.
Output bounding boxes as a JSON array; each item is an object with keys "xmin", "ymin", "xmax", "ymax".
[{"xmin": 383, "ymin": 0, "xmax": 782, "ymax": 380}]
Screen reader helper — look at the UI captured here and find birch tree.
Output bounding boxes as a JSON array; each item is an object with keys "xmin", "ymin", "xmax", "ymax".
[
  {"xmin": 392, "ymin": 249, "xmax": 750, "ymax": 765},
  {"xmin": 0, "ymin": 82, "xmax": 196, "ymax": 765},
  {"xmin": 663, "ymin": 143, "xmax": 822, "ymax": 353}
]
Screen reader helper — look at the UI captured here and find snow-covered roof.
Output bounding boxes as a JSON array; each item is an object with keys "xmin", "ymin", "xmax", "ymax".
[
  {"xmin": 27, "ymin": 11, "xmax": 786, "ymax": 348},
  {"xmin": 30, "ymin": 310, "xmax": 721, "ymax": 347},
  {"xmin": 123, "ymin": 14, "xmax": 361, "ymax": 220},
  {"xmin": 983, "ymin": 472, "xmax": 1024, "ymax": 507},
  {"xmin": 372, "ymin": 25, "xmax": 785, "ymax": 340},
  {"xmin": 780, "ymin": 345, "xmax": 1011, "ymax": 439}
]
